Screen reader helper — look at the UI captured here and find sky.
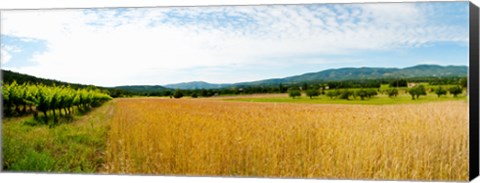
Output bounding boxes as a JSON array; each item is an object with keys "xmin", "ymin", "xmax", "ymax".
[{"xmin": 0, "ymin": 2, "xmax": 470, "ymax": 87}]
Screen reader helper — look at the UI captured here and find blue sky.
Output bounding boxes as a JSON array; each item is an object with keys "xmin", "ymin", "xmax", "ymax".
[{"xmin": 0, "ymin": 2, "xmax": 470, "ymax": 87}]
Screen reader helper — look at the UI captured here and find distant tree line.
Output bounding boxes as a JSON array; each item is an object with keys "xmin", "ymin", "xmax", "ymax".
[
  {"xmin": 158, "ymin": 76, "xmax": 467, "ymax": 99},
  {"xmin": 3, "ymin": 69, "xmax": 466, "ymax": 99}
]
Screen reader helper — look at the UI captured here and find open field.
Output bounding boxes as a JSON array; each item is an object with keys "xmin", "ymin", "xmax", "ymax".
[
  {"xmin": 222, "ymin": 93, "xmax": 467, "ymax": 105},
  {"xmin": 105, "ymin": 98, "xmax": 468, "ymax": 181}
]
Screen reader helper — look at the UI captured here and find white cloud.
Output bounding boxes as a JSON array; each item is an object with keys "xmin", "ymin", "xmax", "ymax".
[
  {"xmin": 0, "ymin": 3, "xmax": 469, "ymax": 86},
  {"xmin": 1, "ymin": 49, "xmax": 12, "ymax": 65},
  {"xmin": 359, "ymin": 3, "xmax": 425, "ymax": 26},
  {"xmin": 1, "ymin": 45, "xmax": 21, "ymax": 65}
]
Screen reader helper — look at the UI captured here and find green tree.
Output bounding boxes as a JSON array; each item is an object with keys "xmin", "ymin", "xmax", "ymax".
[
  {"xmin": 385, "ymin": 88, "xmax": 398, "ymax": 98},
  {"xmin": 173, "ymin": 89, "xmax": 184, "ymax": 99},
  {"xmin": 355, "ymin": 89, "xmax": 368, "ymax": 100},
  {"xmin": 288, "ymin": 90, "xmax": 301, "ymax": 99},
  {"xmin": 279, "ymin": 83, "xmax": 287, "ymax": 93},
  {"xmin": 339, "ymin": 90, "xmax": 353, "ymax": 100},
  {"xmin": 449, "ymin": 86, "xmax": 463, "ymax": 97},
  {"xmin": 163, "ymin": 90, "xmax": 173, "ymax": 97},
  {"xmin": 306, "ymin": 89, "xmax": 319, "ymax": 99},
  {"xmin": 302, "ymin": 83, "xmax": 308, "ymax": 91},
  {"xmin": 434, "ymin": 87, "xmax": 447, "ymax": 98},
  {"xmin": 326, "ymin": 90, "xmax": 339, "ymax": 99},
  {"xmin": 191, "ymin": 93, "xmax": 198, "ymax": 98},
  {"xmin": 366, "ymin": 89, "xmax": 378, "ymax": 98},
  {"xmin": 460, "ymin": 77, "xmax": 467, "ymax": 89},
  {"xmin": 408, "ymin": 85, "xmax": 427, "ymax": 100}
]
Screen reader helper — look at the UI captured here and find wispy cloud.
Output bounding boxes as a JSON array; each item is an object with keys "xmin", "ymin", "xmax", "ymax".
[
  {"xmin": 1, "ymin": 48, "xmax": 13, "ymax": 64},
  {"xmin": 0, "ymin": 2, "xmax": 469, "ymax": 86}
]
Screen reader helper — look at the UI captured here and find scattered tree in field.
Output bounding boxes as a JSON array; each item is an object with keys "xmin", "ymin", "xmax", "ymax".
[
  {"xmin": 289, "ymin": 90, "xmax": 301, "ymax": 99},
  {"xmin": 460, "ymin": 77, "xmax": 467, "ymax": 89},
  {"xmin": 354, "ymin": 89, "xmax": 377, "ymax": 100},
  {"xmin": 339, "ymin": 90, "xmax": 353, "ymax": 100},
  {"xmin": 173, "ymin": 89, "xmax": 184, "ymax": 99},
  {"xmin": 434, "ymin": 87, "xmax": 447, "ymax": 98},
  {"xmin": 191, "ymin": 93, "xmax": 198, "ymax": 98},
  {"xmin": 408, "ymin": 85, "xmax": 427, "ymax": 100},
  {"xmin": 385, "ymin": 88, "xmax": 399, "ymax": 98},
  {"xmin": 355, "ymin": 90, "xmax": 368, "ymax": 100},
  {"xmin": 326, "ymin": 90, "xmax": 340, "ymax": 99},
  {"xmin": 449, "ymin": 86, "xmax": 463, "ymax": 97},
  {"xmin": 460, "ymin": 77, "xmax": 468, "ymax": 95},
  {"xmin": 320, "ymin": 89, "xmax": 326, "ymax": 95},
  {"xmin": 408, "ymin": 89, "xmax": 416, "ymax": 100},
  {"xmin": 366, "ymin": 89, "xmax": 378, "ymax": 98},
  {"xmin": 306, "ymin": 89, "xmax": 320, "ymax": 99}
]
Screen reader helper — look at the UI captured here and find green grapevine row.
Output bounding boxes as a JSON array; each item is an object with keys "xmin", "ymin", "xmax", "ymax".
[{"xmin": 2, "ymin": 81, "xmax": 112, "ymax": 122}]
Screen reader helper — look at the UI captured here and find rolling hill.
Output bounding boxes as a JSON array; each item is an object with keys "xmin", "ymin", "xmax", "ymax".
[
  {"xmin": 112, "ymin": 85, "xmax": 172, "ymax": 93},
  {"xmin": 2, "ymin": 70, "xmax": 138, "ymax": 97},
  {"xmin": 166, "ymin": 64, "xmax": 468, "ymax": 89},
  {"xmin": 3, "ymin": 64, "xmax": 468, "ymax": 92},
  {"xmin": 2, "ymin": 70, "xmax": 94, "ymax": 89},
  {"xmin": 253, "ymin": 64, "xmax": 467, "ymax": 85},
  {"xmin": 164, "ymin": 81, "xmax": 231, "ymax": 90}
]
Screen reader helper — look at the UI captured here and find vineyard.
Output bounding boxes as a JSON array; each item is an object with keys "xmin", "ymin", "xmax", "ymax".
[{"xmin": 2, "ymin": 81, "xmax": 112, "ymax": 124}]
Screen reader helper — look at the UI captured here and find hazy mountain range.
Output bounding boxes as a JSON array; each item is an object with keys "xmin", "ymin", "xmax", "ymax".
[
  {"xmin": 164, "ymin": 81, "xmax": 230, "ymax": 90},
  {"xmin": 160, "ymin": 64, "xmax": 468, "ymax": 90},
  {"xmin": 2, "ymin": 64, "xmax": 468, "ymax": 92}
]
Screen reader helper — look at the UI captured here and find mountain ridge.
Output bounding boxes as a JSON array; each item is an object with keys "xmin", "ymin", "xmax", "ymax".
[
  {"xmin": 2, "ymin": 64, "xmax": 468, "ymax": 92},
  {"xmin": 164, "ymin": 81, "xmax": 231, "ymax": 90},
  {"xmin": 163, "ymin": 64, "xmax": 467, "ymax": 89}
]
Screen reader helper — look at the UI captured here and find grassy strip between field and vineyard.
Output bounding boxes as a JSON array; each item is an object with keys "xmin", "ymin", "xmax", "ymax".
[
  {"xmin": 2, "ymin": 101, "xmax": 114, "ymax": 172},
  {"xmin": 105, "ymin": 98, "xmax": 468, "ymax": 181}
]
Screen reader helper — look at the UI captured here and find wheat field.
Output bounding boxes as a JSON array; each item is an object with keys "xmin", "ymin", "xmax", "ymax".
[{"xmin": 104, "ymin": 98, "xmax": 468, "ymax": 181}]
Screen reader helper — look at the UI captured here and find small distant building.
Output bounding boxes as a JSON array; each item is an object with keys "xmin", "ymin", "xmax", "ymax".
[{"xmin": 407, "ymin": 82, "xmax": 417, "ymax": 88}]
